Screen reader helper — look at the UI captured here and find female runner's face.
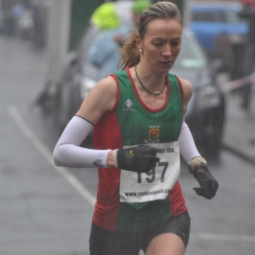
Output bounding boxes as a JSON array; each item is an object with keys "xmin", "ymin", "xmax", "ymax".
[{"xmin": 139, "ymin": 18, "xmax": 182, "ymax": 74}]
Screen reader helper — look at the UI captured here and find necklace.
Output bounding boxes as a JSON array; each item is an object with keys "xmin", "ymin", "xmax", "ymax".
[{"xmin": 135, "ymin": 65, "xmax": 166, "ymax": 96}]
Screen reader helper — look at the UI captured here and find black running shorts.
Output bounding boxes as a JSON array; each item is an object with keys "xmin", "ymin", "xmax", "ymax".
[{"xmin": 89, "ymin": 211, "xmax": 191, "ymax": 255}]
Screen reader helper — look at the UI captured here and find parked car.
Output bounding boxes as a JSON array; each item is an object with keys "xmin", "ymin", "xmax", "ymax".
[
  {"xmin": 171, "ymin": 29, "xmax": 226, "ymax": 158},
  {"xmin": 189, "ymin": 1, "xmax": 248, "ymax": 72},
  {"xmin": 51, "ymin": 1, "xmax": 226, "ymax": 157}
]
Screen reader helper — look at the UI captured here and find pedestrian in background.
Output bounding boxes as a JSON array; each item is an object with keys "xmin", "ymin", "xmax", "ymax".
[
  {"xmin": 87, "ymin": 0, "xmax": 151, "ymax": 81},
  {"xmin": 239, "ymin": 0, "xmax": 255, "ymax": 110},
  {"xmin": 53, "ymin": 2, "xmax": 219, "ymax": 255}
]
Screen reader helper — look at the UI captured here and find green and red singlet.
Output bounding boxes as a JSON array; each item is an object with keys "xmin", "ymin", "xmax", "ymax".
[{"xmin": 93, "ymin": 67, "xmax": 187, "ymax": 232}]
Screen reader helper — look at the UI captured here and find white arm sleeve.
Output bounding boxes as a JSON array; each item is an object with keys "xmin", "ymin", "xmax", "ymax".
[
  {"xmin": 178, "ymin": 121, "xmax": 200, "ymax": 163},
  {"xmin": 53, "ymin": 116, "xmax": 110, "ymax": 168}
]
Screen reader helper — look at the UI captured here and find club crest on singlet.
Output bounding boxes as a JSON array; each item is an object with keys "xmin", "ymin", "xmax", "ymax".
[{"xmin": 144, "ymin": 126, "xmax": 160, "ymax": 143}]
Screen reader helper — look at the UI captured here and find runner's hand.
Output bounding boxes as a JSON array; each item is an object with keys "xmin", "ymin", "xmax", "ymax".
[
  {"xmin": 115, "ymin": 146, "xmax": 159, "ymax": 173},
  {"xmin": 193, "ymin": 164, "xmax": 219, "ymax": 199}
]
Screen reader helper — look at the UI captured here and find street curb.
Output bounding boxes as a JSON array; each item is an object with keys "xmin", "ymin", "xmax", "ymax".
[{"xmin": 222, "ymin": 143, "xmax": 255, "ymax": 166}]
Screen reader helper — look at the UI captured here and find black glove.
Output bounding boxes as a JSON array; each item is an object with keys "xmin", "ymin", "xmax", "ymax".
[
  {"xmin": 193, "ymin": 164, "xmax": 219, "ymax": 199},
  {"xmin": 116, "ymin": 145, "xmax": 160, "ymax": 173}
]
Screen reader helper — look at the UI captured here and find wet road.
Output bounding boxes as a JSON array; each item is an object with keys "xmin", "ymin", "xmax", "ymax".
[
  {"xmin": 0, "ymin": 37, "xmax": 93, "ymax": 254},
  {"xmin": 1, "ymin": 36, "xmax": 255, "ymax": 255}
]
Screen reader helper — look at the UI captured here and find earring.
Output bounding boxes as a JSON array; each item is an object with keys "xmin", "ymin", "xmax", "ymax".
[{"xmin": 139, "ymin": 49, "xmax": 142, "ymax": 52}]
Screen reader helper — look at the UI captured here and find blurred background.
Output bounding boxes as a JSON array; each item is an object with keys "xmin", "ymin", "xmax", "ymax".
[{"xmin": 0, "ymin": 0, "xmax": 254, "ymax": 254}]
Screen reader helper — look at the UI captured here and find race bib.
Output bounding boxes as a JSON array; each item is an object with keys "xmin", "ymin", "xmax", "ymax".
[{"xmin": 119, "ymin": 142, "xmax": 180, "ymax": 203}]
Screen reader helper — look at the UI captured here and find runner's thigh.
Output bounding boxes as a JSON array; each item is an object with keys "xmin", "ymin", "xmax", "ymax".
[
  {"xmin": 145, "ymin": 233, "xmax": 185, "ymax": 255},
  {"xmin": 143, "ymin": 212, "xmax": 190, "ymax": 254}
]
